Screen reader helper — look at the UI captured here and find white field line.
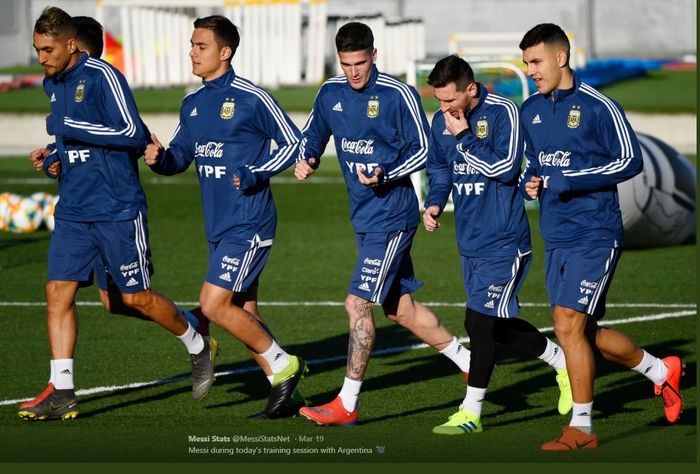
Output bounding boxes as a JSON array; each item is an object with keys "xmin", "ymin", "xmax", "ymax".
[
  {"xmin": 0, "ymin": 301, "xmax": 696, "ymax": 309},
  {"xmin": 0, "ymin": 308, "xmax": 695, "ymax": 407}
]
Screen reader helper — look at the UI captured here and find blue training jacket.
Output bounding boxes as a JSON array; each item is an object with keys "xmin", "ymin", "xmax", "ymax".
[
  {"xmin": 519, "ymin": 74, "xmax": 643, "ymax": 249},
  {"xmin": 300, "ymin": 66, "xmax": 428, "ymax": 233},
  {"xmin": 43, "ymin": 53, "xmax": 148, "ymax": 222},
  {"xmin": 425, "ymin": 84, "xmax": 531, "ymax": 258},
  {"xmin": 149, "ymin": 68, "xmax": 302, "ymax": 243}
]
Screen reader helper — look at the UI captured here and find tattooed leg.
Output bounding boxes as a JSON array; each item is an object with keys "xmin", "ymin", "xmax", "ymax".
[{"xmin": 344, "ymin": 294, "xmax": 376, "ymax": 381}]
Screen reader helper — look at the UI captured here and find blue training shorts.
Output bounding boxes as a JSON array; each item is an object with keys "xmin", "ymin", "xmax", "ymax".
[
  {"xmin": 205, "ymin": 234, "xmax": 272, "ymax": 293},
  {"xmin": 348, "ymin": 227, "xmax": 423, "ymax": 304},
  {"xmin": 462, "ymin": 250, "xmax": 532, "ymax": 318},
  {"xmin": 544, "ymin": 246, "xmax": 621, "ymax": 320},
  {"xmin": 48, "ymin": 213, "xmax": 154, "ymax": 294}
]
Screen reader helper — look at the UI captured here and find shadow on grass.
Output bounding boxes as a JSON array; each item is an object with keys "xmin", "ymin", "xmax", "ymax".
[{"xmin": 72, "ymin": 326, "xmax": 695, "ymax": 428}]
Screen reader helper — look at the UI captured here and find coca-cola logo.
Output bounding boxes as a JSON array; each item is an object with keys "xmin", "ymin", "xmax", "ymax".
[
  {"xmin": 222, "ymin": 256, "xmax": 240, "ymax": 265},
  {"xmin": 580, "ymin": 279, "xmax": 598, "ymax": 289},
  {"xmin": 539, "ymin": 150, "xmax": 571, "ymax": 167},
  {"xmin": 341, "ymin": 138, "xmax": 375, "ymax": 155},
  {"xmin": 195, "ymin": 141, "xmax": 224, "ymax": 158},
  {"xmin": 453, "ymin": 162, "xmax": 479, "ymax": 175}
]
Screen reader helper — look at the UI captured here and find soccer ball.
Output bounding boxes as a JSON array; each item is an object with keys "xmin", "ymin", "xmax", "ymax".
[
  {"xmin": 44, "ymin": 194, "xmax": 60, "ymax": 232},
  {"xmin": 0, "ymin": 192, "xmax": 15, "ymax": 231},
  {"xmin": 31, "ymin": 192, "xmax": 54, "ymax": 216},
  {"xmin": 7, "ymin": 195, "xmax": 44, "ymax": 234},
  {"xmin": 618, "ymin": 133, "xmax": 696, "ymax": 248}
]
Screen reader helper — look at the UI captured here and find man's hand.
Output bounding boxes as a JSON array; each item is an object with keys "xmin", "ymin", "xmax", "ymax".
[
  {"xmin": 423, "ymin": 205, "xmax": 442, "ymax": 232},
  {"xmin": 524, "ymin": 176, "xmax": 542, "ymax": 200},
  {"xmin": 232, "ymin": 166, "xmax": 254, "ymax": 192},
  {"xmin": 29, "ymin": 148, "xmax": 51, "ymax": 171},
  {"xmin": 357, "ymin": 165, "xmax": 382, "ymax": 187},
  {"xmin": 294, "ymin": 157, "xmax": 317, "ymax": 181},
  {"xmin": 443, "ymin": 108, "xmax": 469, "ymax": 137},
  {"xmin": 144, "ymin": 133, "xmax": 163, "ymax": 165}
]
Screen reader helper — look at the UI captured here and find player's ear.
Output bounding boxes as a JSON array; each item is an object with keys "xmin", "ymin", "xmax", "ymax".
[
  {"xmin": 67, "ymin": 37, "xmax": 77, "ymax": 54},
  {"xmin": 556, "ymin": 48, "xmax": 568, "ymax": 68},
  {"xmin": 220, "ymin": 46, "xmax": 233, "ymax": 62}
]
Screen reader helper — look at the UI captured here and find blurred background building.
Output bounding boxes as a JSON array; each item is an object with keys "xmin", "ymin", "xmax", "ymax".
[{"xmin": 1, "ymin": 0, "xmax": 696, "ymax": 88}]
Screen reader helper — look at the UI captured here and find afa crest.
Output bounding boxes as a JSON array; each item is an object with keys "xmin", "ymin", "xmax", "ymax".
[
  {"xmin": 74, "ymin": 81, "xmax": 85, "ymax": 103},
  {"xmin": 567, "ymin": 106, "xmax": 581, "ymax": 129},
  {"xmin": 367, "ymin": 96, "xmax": 379, "ymax": 118},
  {"xmin": 476, "ymin": 117, "xmax": 489, "ymax": 139},
  {"xmin": 220, "ymin": 98, "xmax": 235, "ymax": 120}
]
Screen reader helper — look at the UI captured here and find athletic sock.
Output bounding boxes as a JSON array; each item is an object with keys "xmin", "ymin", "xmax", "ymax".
[
  {"xmin": 49, "ymin": 360, "xmax": 55, "ymax": 385},
  {"xmin": 338, "ymin": 377, "xmax": 362, "ymax": 412},
  {"xmin": 178, "ymin": 306, "xmax": 199, "ymax": 330},
  {"xmin": 53, "ymin": 359, "xmax": 74, "ymax": 390},
  {"xmin": 177, "ymin": 323, "xmax": 205, "ymax": 355},
  {"xmin": 632, "ymin": 349, "xmax": 668, "ymax": 385},
  {"xmin": 460, "ymin": 386, "xmax": 486, "ymax": 418},
  {"xmin": 439, "ymin": 336, "xmax": 471, "ymax": 373},
  {"xmin": 538, "ymin": 338, "xmax": 567, "ymax": 371},
  {"xmin": 259, "ymin": 340, "xmax": 290, "ymax": 374},
  {"xmin": 570, "ymin": 401, "xmax": 593, "ymax": 431}
]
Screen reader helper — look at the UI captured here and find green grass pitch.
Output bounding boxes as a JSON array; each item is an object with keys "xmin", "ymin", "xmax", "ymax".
[{"xmin": 0, "ymin": 156, "xmax": 696, "ymax": 466}]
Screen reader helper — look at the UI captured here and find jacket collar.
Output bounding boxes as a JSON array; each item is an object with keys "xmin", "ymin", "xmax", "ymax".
[
  {"xmin": 203, "ymin": 67, "xmax": 236, "ymax": 90},
  {"xmin": 465, "ymin": 82, "xmax": 488, "ymax": 119},
  {"xmin": 53, "ymin": 52, "xmax": 88, "ymax": 82},
  {"xmin": 547, "ymin": 71, "xmax": 580, "ymax": 102}
]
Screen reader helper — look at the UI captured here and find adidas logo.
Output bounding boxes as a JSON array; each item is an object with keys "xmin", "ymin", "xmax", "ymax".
[
  {"xmin": 532, "ymin": 114, "xmax": 541, "ymax": 124},
  {"xmin": 578, "ymin": 295, "xmax": 589, "ymax": 305},
  {"xmin": 126, "ymin": 277, "xmax": 138, "ymax": 287},
  {"xmin": 60, "ymin": 369, "xmax": 71, "ymax": 374},
  {"xmin": 219, "ymin": 272, "xmax": 231, "ymax": 282},
  {"xmin": 332, "ymin": 102, "xmax": 343, "ymax": 112},
  {"xmin": 484, "ymin": 300, "xmax": 495, "ymax": 309},
  {"xmin": 442, "ymin": 128, "xmax": 451, "ymax": 135},
  {"xmin": 358, "ymin": 282, "xmax": 371, "ymax": 291},
  {"xmin": 50, "ymin": 93, "xmax": 56, "ymax": 102},
  {"xmin": 190, "ymin": 107, "xmax": 198, "ymax": 117}
]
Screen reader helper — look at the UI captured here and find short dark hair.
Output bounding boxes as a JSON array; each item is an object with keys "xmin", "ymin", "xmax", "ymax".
[
  {"xmin": 519, "ymin": 23, "xmax": 570, "ymax": 63},
  {"xmin": 193, "ymin": 15, "xmax": 240, "ymax": 61},
  {"xmin": 427, "ymin": 55, "xmax": 475, "ymax": 91},
  {"xmin": 335, "ymin": 22, "xmax": 374, "ymax": 53},
  {"xmin": 73, "ymin": 16, "xmax": 103, "ymax": 58},
  {"xmin": 34, "ymin": 6, "xmax": 76, "ymax": 38}
]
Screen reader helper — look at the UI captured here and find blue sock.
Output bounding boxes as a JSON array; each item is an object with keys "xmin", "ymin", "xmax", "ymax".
[{"xmin": 179, "ymin": 306, "xmax": 199, "ymax": 330}]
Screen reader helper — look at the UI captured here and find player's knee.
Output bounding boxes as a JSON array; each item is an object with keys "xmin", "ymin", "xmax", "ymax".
[
  {"xmin": 45, "ymin": 280, "xmax": 62, "ymax": 300},
  {"xmin": 45, "ymin": 281, "xmax": 77, "ymax": 311},
  {"xmin": 464, "ymin": 308, "xmax": 493, "ymax": 338},
  {"xmin": 344, "ymin": 293, "xmax": 359, "ymax": 313},
  {"xmin": 552, "ymin": 309, "xmax": 585, "ymax": 343},
  {"xmin": 121, "ymin": 289, "xmax": 153, "ymax": 312},
  {"xmin": 344, "ymin": 294, "xmax": 373, "ymax": 321},
  {"xmin": 199, "ymin": 297, "xmax": 223, "ymax": 324}
]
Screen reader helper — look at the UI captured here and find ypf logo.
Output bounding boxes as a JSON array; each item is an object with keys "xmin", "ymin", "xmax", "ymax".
[{"xmin": 67, "ymin": 149, "xmax": 91, "ymax": 164}]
